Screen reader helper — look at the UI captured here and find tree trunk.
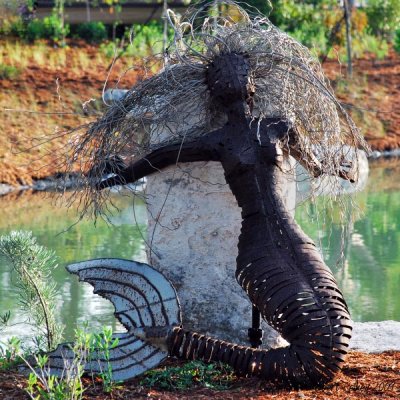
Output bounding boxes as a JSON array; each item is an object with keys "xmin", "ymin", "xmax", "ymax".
[{"xmin": 343, "ymin": 0, "xmax": 353, "ymax": 76}]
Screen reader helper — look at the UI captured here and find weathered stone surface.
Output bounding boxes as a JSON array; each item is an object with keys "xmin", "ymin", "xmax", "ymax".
[
  {"xmin": 103, "ymin": 89, "xmax": 128, "ymax": 104},
  {"xmin": 0, "ymin": 184, "xmax": 14, "ymax": 196},
  {"xmin": 146, "ymin": 160, "xmax": 295, "ymax": 348},
  {"xmin": 351, "ymin": 321, "xmax": 400, "ymax": 353}
]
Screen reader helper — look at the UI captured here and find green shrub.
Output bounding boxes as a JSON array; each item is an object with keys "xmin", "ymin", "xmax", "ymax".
[
  {"xmin": 268, "ymin": 0, "xmax": 339, "ymax": 56},
  {"xmin": 43, "ymin": 15, "xmax": 70, "ymax": 43},
  {"xmin": 128, "ymin": 21, "xmax": 167, "ymax": 57},
  {"xmin": 364, "ymin": 0, "xmax": 400, "ymax": 40},
  {"xmin": 19, "ymin": 15, "xmax": 69, "ymax": 43},
  {"xmin": 394, "ymin": 29, "xmax": 400, "ymax": 54},
  {"xmin": 0, "ymin": 64, "xmax": 21, "ymax": 80},
  {"xmin": 76, "ymin": 21, "xmax": 108, "ymax": 43},
  {"xmin": 353, "ymin": 34, "xmax": 389, "ymax": 60},
  {"xmin": 8, "ymin": 17, "xmax": 27, "ymax": 38},
  {"xmin": 0, "ymin": 16, "xmax": 19, "ymax": 36},
  {"xmin": 25, "ymin": 18, "xmax": 47, "ymax": 41},
  {"xmin": 291, "ymin": 22, "xmax": 329, "ymax": 55},
  {"xmin": 268, "ymin": 0, "xmax": 392, "ymax": 59},
  {"xmin": 100, "ymin": 21, "xmax": 169, "ymax": 59}
]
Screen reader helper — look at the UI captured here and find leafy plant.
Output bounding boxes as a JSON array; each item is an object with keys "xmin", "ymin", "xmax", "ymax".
[
  {"xmin": 364, "ymin": 0, "xmax": 400, "ymax": 40},
  {"xmin": 0, "ymin": 64, "xmax": 21, "ymax": 79},
  {"xmin": 0, "ymin": 231, "xmax": 63, "ymax": 351},
  {"xmin": 141, "ymin": 360, "xmax": 235, "ymax": 391},
  {"xmin": 267, "ymin": 1, "xmax": 340, "ymax": 56},
  {"xmin": 25, "ymin": 352, "xmax": 85, "ymax": 400},
  {"xmin": 22, "ymin": 324, "xmax": 119, "ymax": 399},
  {"xmin": 100, "ymin": 21, "xmax": 171, "ymax": 59},
  {"xmin": 0, "ymin": 336, "xmax": 23, "ymax": 370},
  {"xmin": 76, "ymin": 21, "xmax": 108, "ymax": 44},
  {"xmin": 0, "ymin": 310, "xmax": 11, "ymax": 328},
  {"xmin": 394, "ymin": 29, "xmax": 400, "ymax": 54},
  {"xmin": 89, "ymin": 326, "xmax": 120, "ymax": 393},
  {"xmin": 355, "ymin": 34, "xmax": 389, "ymax": 60}
]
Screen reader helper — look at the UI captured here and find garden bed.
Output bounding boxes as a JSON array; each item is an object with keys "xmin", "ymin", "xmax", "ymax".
[
  {"xmin": 0, "ymin": 351, "xmax": 399, "ymax": 399},
  {"xmin": 0, "ymin": 41, "xmax": 399, "ymax": 187}
]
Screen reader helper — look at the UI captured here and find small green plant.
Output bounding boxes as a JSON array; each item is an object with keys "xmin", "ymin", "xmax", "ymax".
[
  {"xmin": 76, "ymin": 21, "xmax": 108, "ymax": 43},
  {"xmin": 22, "ymin": 324, "xmax": 119, "ymax": 399},
  {"xmin": 23, "ymin": 324, "xmax": 92, "ymax": 400},
  {"xmin": 24, "ymin": 352, "xmax": 85, "ymax": 400},
  {"xmin": 0, "ymin": 64, "xmax": 21, "ymax": 79},
  {"xmin": 89, "ymin": 326, "xmax": 120, "ymax": 393},
  {"xmin": 0, "ymin": 231, "xmax": 63, "ymax": 351},
  {"xmin": 0, "ymin": 336, "xmax": 23, "ymax": 370},
  {"xmin": 0, "ymin": 310, "xmax": 11, "ymax": 327},
  {"xmin": 141, "ymin": 360, "xmax": 235, "ymax": 391}
]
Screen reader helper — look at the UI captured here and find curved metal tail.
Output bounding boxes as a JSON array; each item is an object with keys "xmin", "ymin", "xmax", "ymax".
[
  {"xmin": 167, "ymin": 240, "xmax": 352, "ymax": 387},
  {"xmin": 45, "ymin": 256, "xmax": 350, "ymax": 387},
  {"xmin": 234, "ymin": 245, "xmax": 353, "ymax": 387},
  {"xmin": 46, "ymin": 259, "xmax": 181, "ymax": 381}
]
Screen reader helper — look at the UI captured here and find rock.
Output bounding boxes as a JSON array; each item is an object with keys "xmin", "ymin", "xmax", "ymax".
[
  {"xmin": 145, "ymin": 160, "xmax": 295, "ymax": 348},
  {"xmin": 369, "ymin": 149, "xmax": 400, "ymax": 159},
  {"xmin": 103, "ymin": 89, "xmax": 129, "ymax": 104},
  {"xmin": 351, "ymin": 321, "xmax": 400, "ymax": 353},
  {"xmin": 0, "ymin": 184, "xmax": 14, "ymax": 196}
]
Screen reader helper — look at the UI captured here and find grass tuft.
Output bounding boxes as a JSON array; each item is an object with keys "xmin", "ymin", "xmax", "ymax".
[
  {"xmin": 0, "ymin": 64, "xmax": 21, "ymax": 79},
  {"xmin": 140, "ymin": 360, "xmax": 236, "ymax": 391}
]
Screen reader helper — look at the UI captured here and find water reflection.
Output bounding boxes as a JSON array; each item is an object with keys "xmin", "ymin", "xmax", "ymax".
[
  {"xmin": 0, "ymin": 191, "xmax": 147, "ymax": 343},
  {"xmin": 0, "ymin": 159, "xmax": 399, "ymax": 346},
  {"xmin": 296, "ymin": 158, "xmax": 400, "ymax": 321}
]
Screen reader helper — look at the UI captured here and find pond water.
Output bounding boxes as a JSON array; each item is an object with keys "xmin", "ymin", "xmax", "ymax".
[
  {"xmin": 0, "ymin": 159, "xmax": 399, "ymax": 345},
  {"xmin": 296, "ymin": 159, "xmax": 400, "ymax": 323},
  {"xmin": 0, "ymin": 191, "xmax": 148, "ymax": 344}
]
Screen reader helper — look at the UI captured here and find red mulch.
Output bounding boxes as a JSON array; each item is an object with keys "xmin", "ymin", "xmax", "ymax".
[
  {"xmin": 0, "ymin": 43, "xmax": 400, "ymax": 186},
  {"xmin": 0, "ymin": 351, "xmax": 399, "ymax": 399},
  {"xmin": 323, "ymin": 50, "xmax": 400, "ymax": 151}
]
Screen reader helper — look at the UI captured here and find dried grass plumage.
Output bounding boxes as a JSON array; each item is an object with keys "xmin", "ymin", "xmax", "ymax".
[{"xmin": 67, "ymin": 1, "xmax": 369, "ymax": 218}]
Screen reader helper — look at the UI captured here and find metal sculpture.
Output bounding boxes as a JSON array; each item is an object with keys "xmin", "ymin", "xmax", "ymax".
[
  {"xmin": 49, "ymin": 2, "xmax": 369, "ymax": 388},
  {"xmin": 46, "ymin": 259, "xmax": 181, "ymax": 381},
  {"xmin": 101, "ymin": 53, "xmax": 352, "ymax": 386}
]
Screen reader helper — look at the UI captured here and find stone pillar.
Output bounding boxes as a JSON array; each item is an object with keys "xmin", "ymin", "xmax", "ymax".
[{"xmin": 145, "ymin": 160, "xmax": 295, "ymax": 348}]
